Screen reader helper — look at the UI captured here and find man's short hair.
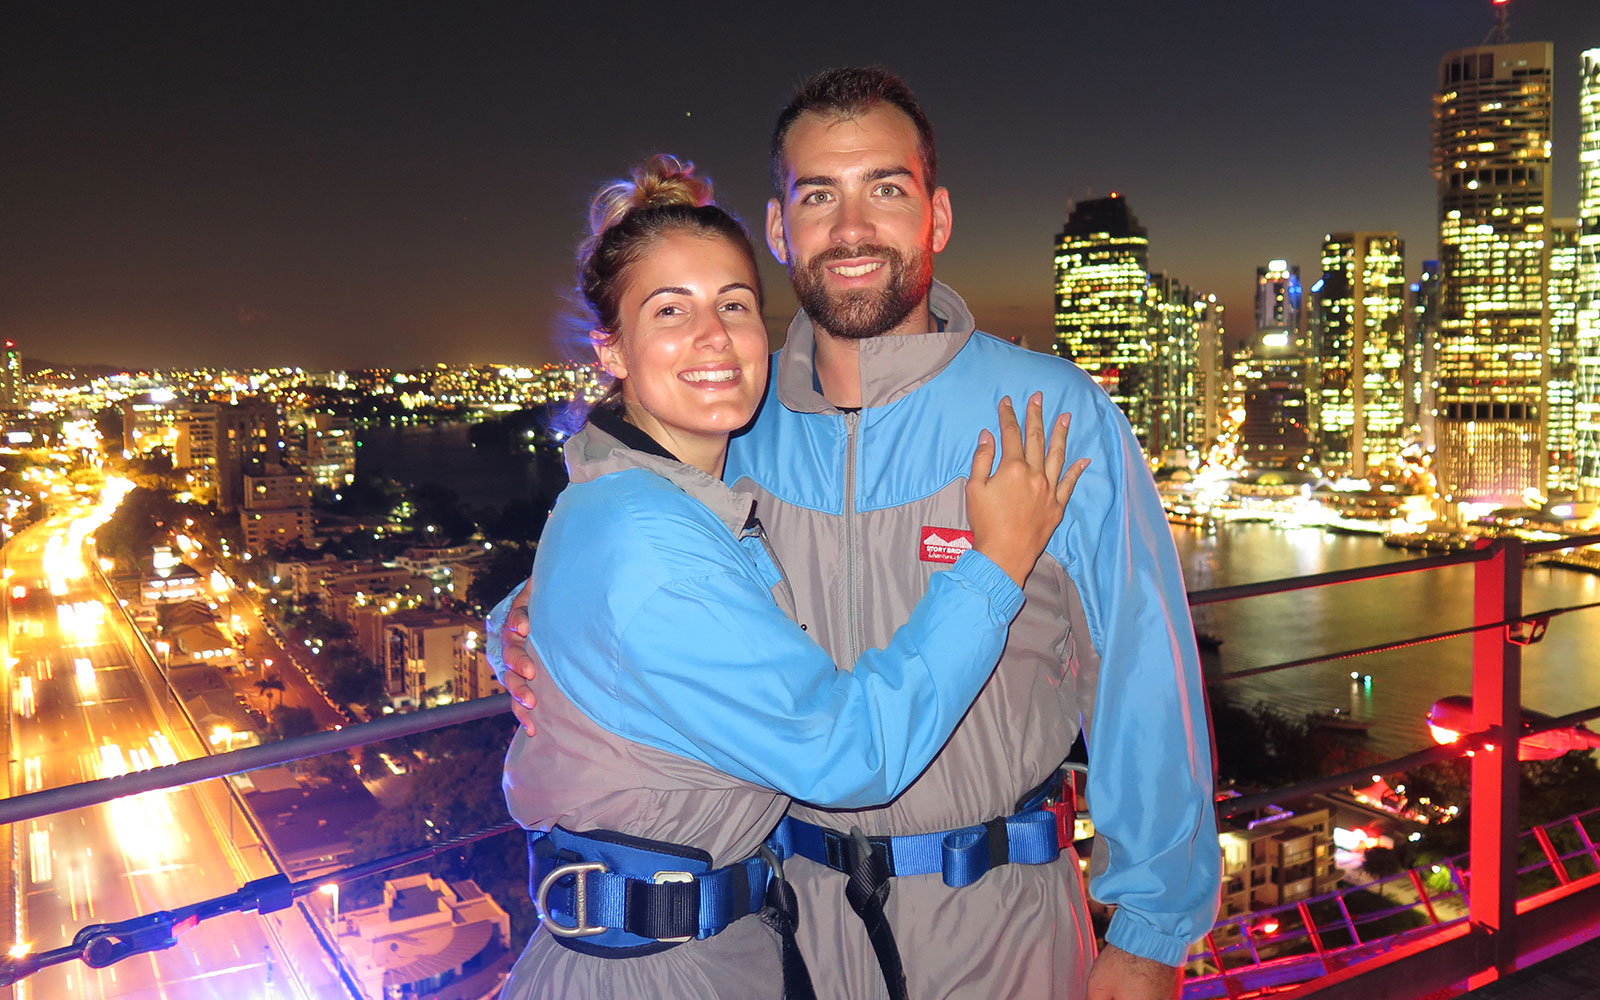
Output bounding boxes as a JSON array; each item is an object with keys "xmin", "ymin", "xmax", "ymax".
[{"xmin": 769, "ymin": 66, "xmax": 938, "ymax": 196}]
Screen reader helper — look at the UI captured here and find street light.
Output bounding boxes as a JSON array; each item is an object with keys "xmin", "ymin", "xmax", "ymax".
[{"xmin": 319, "ymin": 883, "xmax": 340, "ymax": 924}]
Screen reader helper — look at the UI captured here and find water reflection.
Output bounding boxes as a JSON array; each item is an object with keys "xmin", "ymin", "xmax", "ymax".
[{"xmin": 1173, "ymin": 524, "xmax": 1600, "ymax": 761}]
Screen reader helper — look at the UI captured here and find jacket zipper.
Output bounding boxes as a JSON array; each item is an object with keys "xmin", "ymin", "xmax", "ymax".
[
  {"xmin": 747, "ymin": 514, "xmax": 799, "ymax": 619},
  {"xmin": 843, "ymin": 410, "xmax": 863, "ymax": 664}
]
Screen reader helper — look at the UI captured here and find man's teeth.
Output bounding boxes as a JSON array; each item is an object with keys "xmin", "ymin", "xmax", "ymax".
[
  {"xmin": 830, "ymin": 262, "xmax": 883, "ymax": 278},
  {"xmin": 681, "ymin": 369, "xmax": 738, "ymax": 383}
]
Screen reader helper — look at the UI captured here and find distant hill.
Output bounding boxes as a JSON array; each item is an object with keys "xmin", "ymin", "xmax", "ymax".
[{"xmin": 22, "ymin": 357, "xmax": 128, "ymax": 379}]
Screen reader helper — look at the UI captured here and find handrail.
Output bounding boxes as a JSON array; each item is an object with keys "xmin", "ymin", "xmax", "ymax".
[
  {"xmin": 1218, "ymin": 701, "xmax": 1600, "ymax": 818},
  {"xmin": 0, "ymin": 694, "xmax": 512, "ymax": 826}
]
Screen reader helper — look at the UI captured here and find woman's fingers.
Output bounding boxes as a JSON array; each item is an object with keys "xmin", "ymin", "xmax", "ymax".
[
  {"xmin": 997, "ymin": 396, "xmax": 1024, "ymax": 462},
  {"xmin": 1056, "ymin": 457, "xmax": 1091, "ymax": 505},
  {"xmin": 969, "ymin": 428, "xmax": 996, "ymax": 485},
  {"xmin": 1045, "ymin": 413, "xmax": 1071, "ymax": 483},
  {"xmin": 1024, "ymin": 392, "xmax": 1046, "ymax": 469}
]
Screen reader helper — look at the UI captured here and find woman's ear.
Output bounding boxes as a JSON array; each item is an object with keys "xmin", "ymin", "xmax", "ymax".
[{"xmin": 591, "ymin": 330, "xmax": 628, "ymax": 380}]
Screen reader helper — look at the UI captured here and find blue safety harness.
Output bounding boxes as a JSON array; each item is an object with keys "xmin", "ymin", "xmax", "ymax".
[
  {"xmin": 528, "ymin": 825, "xmax": 817, "ymax": 997},
  {"xmin": 772, "ymin": 768, "xmax": 1078, "ymax": 1000},
  {"xmin": 774, "ymin": 807, "xmax": 1062, "ymax": 888}
]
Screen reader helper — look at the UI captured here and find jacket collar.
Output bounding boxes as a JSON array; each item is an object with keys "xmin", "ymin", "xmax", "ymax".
[
  {"xmin": 774, "ymin": 280, "xmax": 976, "ymax": 413},
  {"xmin": 563, "ymin": 415, "xmax": 756, "ymax": 535}
]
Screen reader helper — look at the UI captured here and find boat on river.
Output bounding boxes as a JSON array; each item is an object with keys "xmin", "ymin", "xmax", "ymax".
[{"xmin": 1308, "ymin": 707, "xmax": 1372, "ymax": 734}]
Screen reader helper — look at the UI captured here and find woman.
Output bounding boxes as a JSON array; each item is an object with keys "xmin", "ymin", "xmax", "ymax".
[{"xmin": 499, "ymin": 155, "xmax": 1087, "ymax": 999}]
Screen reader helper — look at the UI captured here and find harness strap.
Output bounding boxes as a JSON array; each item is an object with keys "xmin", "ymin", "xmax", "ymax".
[
  {"xmin": 530, "ymin": 827, "xmax": 770, "ymax": 954},
  {"xmin": 761, "ymin": 864, "xmax": 819, "ymax": 1000},
  {"xmin": 777, "ymin": 807, "xmax": 1063, "ymax": 889},
  {"xmin": 841, "ymin": 827, "xmax": 908, "ymax": 1000}
]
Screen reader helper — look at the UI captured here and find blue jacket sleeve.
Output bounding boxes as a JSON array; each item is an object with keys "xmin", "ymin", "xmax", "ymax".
[
  {"xmin": 1052, "ymin": 389, "xmax": 1221, "ymax": 967},
  {"xmin": 484, "ymin": 583, "xmax": 522, "ymax": 685},
  {"xmin": 538, "ymin": 549, "xmax": 1024, "ymax": 809}
]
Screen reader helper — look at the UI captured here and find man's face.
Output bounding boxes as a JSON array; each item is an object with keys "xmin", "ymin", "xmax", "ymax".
[{"xmin": 766, "ymin": 105, "xmax": 951, "ymax": 340}]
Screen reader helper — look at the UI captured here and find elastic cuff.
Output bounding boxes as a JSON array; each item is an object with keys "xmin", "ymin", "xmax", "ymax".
[
  {"xmin": 951, "ymin": 549, "xmax": 1025, "ymax": 622},
  {"xmin": 1105, "ymin": 908, "xmax": 1191, "ymax": 968},
  {"xmin": 484, "ymin": 582, "xmax": 524, "ymax": 683}
]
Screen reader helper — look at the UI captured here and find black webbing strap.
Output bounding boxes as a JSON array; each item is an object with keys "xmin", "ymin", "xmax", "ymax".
[
  {"xmin": 842, "ymin": 829, "xmax": 908, "ymax": 1000},
  {"xmin": 760, "ymin": 869, "xmax": 818, "ymax": 1000}
]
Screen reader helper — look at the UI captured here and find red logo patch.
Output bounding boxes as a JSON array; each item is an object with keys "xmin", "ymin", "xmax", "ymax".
[{"xmin": 920, "ymin": 526, "xmax": 974, "ymax": 564}]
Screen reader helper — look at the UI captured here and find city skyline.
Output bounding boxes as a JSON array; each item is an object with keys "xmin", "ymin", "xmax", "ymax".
[{"xmin": 3, "ymin": 2, "xmax": 1598, "ymax": 370}]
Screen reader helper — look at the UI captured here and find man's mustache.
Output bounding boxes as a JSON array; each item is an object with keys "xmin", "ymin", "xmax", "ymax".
[{"xmin": 804, "ymin": 244, "xmax": 903, "ymax": 267}]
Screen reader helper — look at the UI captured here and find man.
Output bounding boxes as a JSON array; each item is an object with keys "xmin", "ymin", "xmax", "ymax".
[{"xmin": 492, "ymin": 67, "xmax": 1219, "ymax": 999}]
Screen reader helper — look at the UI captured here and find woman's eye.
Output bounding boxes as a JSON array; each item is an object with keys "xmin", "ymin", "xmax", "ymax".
[
  {"xmin": 655, "ymin": 304, "xmax": 683, "ymax": 317},
  {"xmin": 720, "ymin": 300, "xmax": 748, "ymax": 313}
]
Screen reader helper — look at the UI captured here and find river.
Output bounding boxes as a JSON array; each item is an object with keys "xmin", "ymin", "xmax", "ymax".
[
  {"xmin": 355, "ymin": 424, "xmax": 1599, "ymax": 762},
  {"xmin": 356, "ymin": 422, "xmax": 540, "ymax": 509},
  {"xmin": 1173, "ymin": 523, "xmax": 1600, "ymax": 761}
]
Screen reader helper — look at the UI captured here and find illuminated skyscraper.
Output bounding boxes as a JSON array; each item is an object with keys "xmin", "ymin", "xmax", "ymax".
[
  {"xmin": 1053, "ymin": 195, "xmax": 1155, "ymax": 444},
  {"xmin": 0, "ymin": 340, "xmax": 19, "ymax": 407},
  {"xmin": 1233, "ymin": 327, "xmax": 1315, "ymax": 469},
  {"xmin": 1255, "ymin": 260, "xmax": 1303, "ymax": 336},
  {"xmin": 1314, "ymin": 233, "xmax": 1407, "ymax": 476},
  {"xmin": 1194, "ymin": 294, "xmax": 1227, "ymax": 457},
  {"xmin": 1548, "ymin": 220, "xmax": 1579, "ymax": 492},
  {"xmin": 1577, "ymin": 49, "xmax": 1600, "ymax": 498},
  {"xmin": 1409, "ymin": 260, "xmax": 1442, "ymax": 446},
  {"xmin": 1432, "ymin": 41, "xmax": 1554, "ymax": 511},
  {"xmin": 1147, "ymin": 273, "xmax": 1201, "ymax": 462}
]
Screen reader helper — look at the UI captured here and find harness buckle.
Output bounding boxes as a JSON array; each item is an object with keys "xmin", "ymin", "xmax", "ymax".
[
  {"xmin": 651, "ymin": 871, "xmax": 695, "ymax": 943},
  {"xmin": 535, "ymin": 861, "xmax": 609, "ymax": 938}
]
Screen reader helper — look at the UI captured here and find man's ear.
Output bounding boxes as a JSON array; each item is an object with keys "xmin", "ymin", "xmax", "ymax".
[
  {"xmin": 591, "ymin": 331, "xmax": 627, "ymax": 380},
  {"xmin": 765, "ymin": 199, "xmax": 789, "ymax": 265},
  {"xmin": 930, "ymin": 186, "xmax": 953, "ymax": 255}
]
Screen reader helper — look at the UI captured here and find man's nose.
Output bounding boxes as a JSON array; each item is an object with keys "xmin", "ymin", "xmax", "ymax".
[{"xmin": 829, "ymin": 194, "xmax": 873, "ymax": 246}]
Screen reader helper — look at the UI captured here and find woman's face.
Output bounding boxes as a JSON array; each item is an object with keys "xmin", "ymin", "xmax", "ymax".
[{"xmin": 596, "ymin": 231, "xmax": 768, "ymax": 468}]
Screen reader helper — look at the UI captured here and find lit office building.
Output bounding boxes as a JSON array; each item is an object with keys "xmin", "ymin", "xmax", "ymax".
[
  {"xmin": 0, "ymin": 340, "xmax": 20, "ymax": 407},
  {"xmin": 1577, "ymin": 49, "xmax": 1600, "ymax": 498},
  {"xmin": 1053, "ymin": 195, "xmax": 1156, "ymax": 445},
  {"xmin": 1147, "ymin": 273, "xmax": 1201, "ymax": 463},
  {"xmin": 1256, "ymin": 260, "xmax": 1304, "ymax": 336},
  {"xmin": 1432, "ymin": 41, "xmax": 1554, "ymax": 513},
  {"xmin": 1548, "ymin": 220, "xmax": 1580, "ymax": 493},
  {"xmin": 1409, "ymin": 260, "xmax": 1442, "ymax": 447},
  {"xmin": 1233, "ymin": 327, "xmax": 1316, "ymax": 470},
  {"xmin": 1315, "ymin": 233, "xmax": 1407, "ymax": 477},
  {"xmin": 1194, "ymin": 295, "xmax": 1228, "ymax": 458}
]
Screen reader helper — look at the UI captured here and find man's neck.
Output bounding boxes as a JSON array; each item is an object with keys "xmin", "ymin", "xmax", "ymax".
[{"xmin": 811, "ymin": 301, "xmax": 934, "ymax": 409}]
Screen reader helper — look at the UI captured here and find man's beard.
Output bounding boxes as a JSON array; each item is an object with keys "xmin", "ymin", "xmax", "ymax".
[{"xmin": 789, "ymin": 242, "xmax": 933, "ymax": 341}]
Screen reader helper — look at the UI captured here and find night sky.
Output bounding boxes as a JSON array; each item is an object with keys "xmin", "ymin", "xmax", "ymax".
[{"xmin": 4, "ymin": 1, "xmax": 1598, "ymax": 370}]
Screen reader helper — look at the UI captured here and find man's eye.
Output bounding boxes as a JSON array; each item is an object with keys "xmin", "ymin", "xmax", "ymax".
[
  {"xmin": 801, "ymin": 190, "xmax": 831, "ymax": 205},
  {"xmin": 874, "ymin": 184, "xmax": 903, "ymax": 197}
]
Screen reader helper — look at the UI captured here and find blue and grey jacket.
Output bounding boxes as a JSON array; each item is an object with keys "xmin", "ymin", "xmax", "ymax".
[
  {"xmin": 495, "ymin": 413, "xmax": 1028, "ymax": 998},
  {"xmin": 722, "ymin": 281, "xmax": 1220, "ymax": 982}
]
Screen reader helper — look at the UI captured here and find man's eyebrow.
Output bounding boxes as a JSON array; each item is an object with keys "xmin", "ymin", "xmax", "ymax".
[{"xmin": 791, "ymin": 166, "xmax": 915, "ymax": 191}]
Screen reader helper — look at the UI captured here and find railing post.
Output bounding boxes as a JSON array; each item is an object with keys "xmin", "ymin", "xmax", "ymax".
[{"xmin": 1468, "ymin": 537, "xmax": 1521, "ymax": 982}]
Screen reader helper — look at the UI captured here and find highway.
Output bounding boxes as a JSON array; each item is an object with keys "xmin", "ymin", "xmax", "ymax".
[{"xmin": 4, "ymin": 507, "xmax": 336, "ymax": 1000}]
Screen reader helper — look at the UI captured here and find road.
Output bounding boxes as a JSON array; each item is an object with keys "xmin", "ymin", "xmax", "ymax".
[{"xmin": 4, "ymin": 511, "xmax": 338, "ymax": 1000}]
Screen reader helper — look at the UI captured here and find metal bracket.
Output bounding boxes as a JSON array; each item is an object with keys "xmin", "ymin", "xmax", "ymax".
[{"xmin": 1506, "ymin": 616, "xmax": 1549, "ymax": 646}]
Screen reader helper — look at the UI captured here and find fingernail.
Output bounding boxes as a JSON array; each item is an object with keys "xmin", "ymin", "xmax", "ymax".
[{"xmin": 1000, "ymin": 395, "xmax": 1011, "ymax": 407}]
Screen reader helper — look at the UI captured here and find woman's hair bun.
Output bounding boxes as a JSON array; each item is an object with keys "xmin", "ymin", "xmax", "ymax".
[{"xmin": 588, "ymin": 154, "xmax": 716, "ymax": 239}]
